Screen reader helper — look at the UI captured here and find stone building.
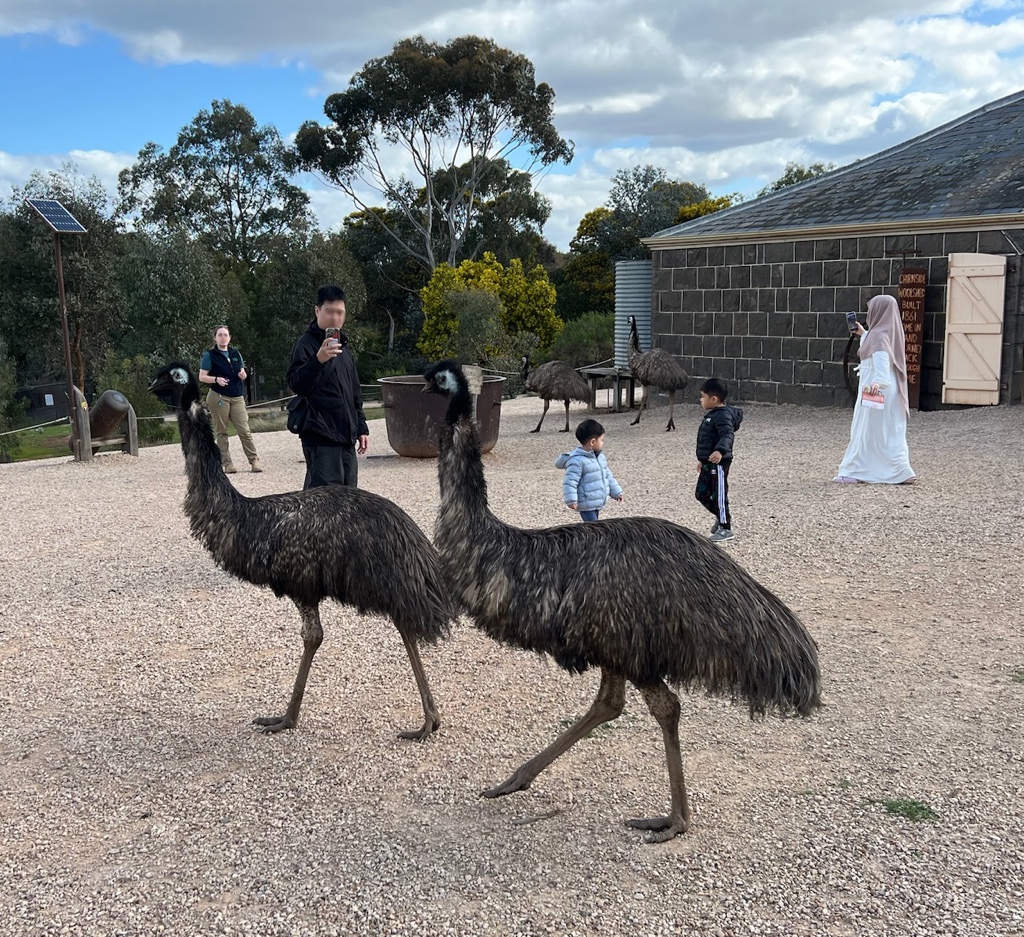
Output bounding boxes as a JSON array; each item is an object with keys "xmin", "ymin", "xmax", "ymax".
[{"xmin": 643, "ymin": 90, "xmax": 1024, "ymax": 408}]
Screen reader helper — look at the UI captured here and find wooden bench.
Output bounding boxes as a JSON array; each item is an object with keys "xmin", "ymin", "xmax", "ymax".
[{"xmin": 580, "ymin": 367, "xmax": 637, "ymax": 413}]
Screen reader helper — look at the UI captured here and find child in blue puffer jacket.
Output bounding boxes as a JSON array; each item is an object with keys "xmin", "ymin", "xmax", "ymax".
[{"xmin": 555, "ymin": 419, "xmax": 624, "ymax": 522}]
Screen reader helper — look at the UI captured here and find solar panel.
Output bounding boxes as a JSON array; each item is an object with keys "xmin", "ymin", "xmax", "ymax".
[{"xmin": 25, "ymin": 198, "xmax": 87, "ymax": 234}]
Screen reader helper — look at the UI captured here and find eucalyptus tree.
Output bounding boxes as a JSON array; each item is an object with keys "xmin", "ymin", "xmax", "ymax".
[
  {"xmin": 294, "ymin": 35, "xmax": 573, "ymax": 275},
  {"xmin": 118, "ymin": 100, "xmax": 313, "ymax": 272}
]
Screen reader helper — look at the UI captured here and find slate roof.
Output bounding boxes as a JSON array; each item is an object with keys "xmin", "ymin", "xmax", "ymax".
[{"xmin": 649, "ymin": 90, "xmax": 1024, "ymax": 242}]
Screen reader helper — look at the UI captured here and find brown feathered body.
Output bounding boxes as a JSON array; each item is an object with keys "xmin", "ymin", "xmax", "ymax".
[
  {"xmin": 150, "ymin": 361, "xmax": 453, "ymax": 739},
  {"xmin": 521, "ymin": 357, "xmax": 592, "ymax": 433},
  {"xmin": 627, "ymin": 316, "xmax": 690, "ymax": 430},
  {"xmin": 423, "ymin": 360, "xmax": 819, "ymax": 839}
]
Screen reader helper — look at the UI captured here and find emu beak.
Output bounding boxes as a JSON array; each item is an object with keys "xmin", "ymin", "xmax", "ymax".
[{"xmin": 421, "ymin": 383, "xmax": 430, "ymax": 394}]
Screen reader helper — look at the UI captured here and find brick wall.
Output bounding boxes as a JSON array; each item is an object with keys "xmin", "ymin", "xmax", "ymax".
[{"xmin": 651, "ymin": 228, "xmax": 1024, "ymax": 408}]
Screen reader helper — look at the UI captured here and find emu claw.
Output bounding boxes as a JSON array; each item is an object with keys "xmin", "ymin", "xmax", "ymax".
[
  {"xmin": 252, "ymin": 714, "xmax": 294, "ymax": 733},
  {"xmin": 481, "ymin": 772, "xmax": 531, "ymax": 799},
  {"xmin": 625, "ymin": 815, "xmax": 688, "ymax": 842},
  {"xmin": 397, "ymin": 717, "xmax": 440, "ymax": 742}
]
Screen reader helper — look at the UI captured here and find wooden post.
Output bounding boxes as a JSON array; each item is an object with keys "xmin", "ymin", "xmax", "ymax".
[{"xmin": 463, "ymin": 365, "xmax": 484, "ymax": 423}]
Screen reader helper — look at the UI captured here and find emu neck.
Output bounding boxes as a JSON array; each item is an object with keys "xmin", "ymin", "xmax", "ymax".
[
  {"xmin": 436, "ymin": 416, "xmax": 490, "ymax": 533},
  {"xmin": 178, "ymin": 403, "xmax": 242, "ymax": 524}
]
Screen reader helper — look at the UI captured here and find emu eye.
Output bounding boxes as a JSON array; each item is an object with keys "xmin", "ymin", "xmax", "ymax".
[{"xmin": 171, "ymin": 368, "xmax": 188, "ymax": 385}]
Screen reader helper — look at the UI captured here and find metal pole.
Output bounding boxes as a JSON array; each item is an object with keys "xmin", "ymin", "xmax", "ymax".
[{"xmin": 54, "ymin": 232, "xmax": 80, "ymax": 460}]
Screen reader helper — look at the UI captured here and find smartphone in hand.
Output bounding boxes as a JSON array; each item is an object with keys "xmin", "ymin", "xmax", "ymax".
[
  {"xmin": 845, "ymin": 311, "xmax": 859, "ymax": 333},
  {"xmin": 325, "ymin": 327, "xmax": 341, "ymax": 347}
]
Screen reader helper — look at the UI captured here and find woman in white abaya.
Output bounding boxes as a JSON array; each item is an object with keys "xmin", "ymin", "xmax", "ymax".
[{"xmin": 833, "ymin": 294, "xmax": 917, "ymax": 485}]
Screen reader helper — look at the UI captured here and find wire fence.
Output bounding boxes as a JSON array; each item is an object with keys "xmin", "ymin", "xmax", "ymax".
[{"xmin": 3, "ymin": 363, "xmax": 619, "ymax": 437}]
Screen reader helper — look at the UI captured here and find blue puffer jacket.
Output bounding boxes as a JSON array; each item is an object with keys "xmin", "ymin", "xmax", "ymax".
[{"xmin": 555, "ymin": 447, "xmax": 623, "ymax": 511}]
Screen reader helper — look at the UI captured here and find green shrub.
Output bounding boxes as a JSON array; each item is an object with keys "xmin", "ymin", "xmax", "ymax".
[{"xmin": 544, "ymin": 312, "xmax": 615, "ymax": 369}]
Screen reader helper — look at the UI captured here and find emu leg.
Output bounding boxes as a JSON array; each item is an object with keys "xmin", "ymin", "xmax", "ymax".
[
  {"xmin": 665, "ymin": 390, "xmax": 676, "ymax": 432},
  {"xmin": 561, "ymin": 399, "xmax": 572, "ymax": 432},
  {"xmin": 530, "ymin": 400, "xmax": 550, "ymax": 433},
  {"xmin": 630, "ymin": 387, "xmax": 649, "ymax": 426},
  {"xmin": 396, "ymin": 626, "xmax": 442, "ymax": 741},
  {"xmin": 483, "ymin": 669, "xmax": 625, "ymax": 798},
  {"xmin": 253, "ymin": 601, "xmax": 323, "ymax": 733},
  {"xmin": 626, "ymin": 681, "xmax": 690, "ymax": 842}
]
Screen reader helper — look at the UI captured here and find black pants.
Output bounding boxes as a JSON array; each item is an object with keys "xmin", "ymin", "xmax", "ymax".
[
  {"xmin": 301, "ymin": 442, "xmax": 358, "ymax": 489},
  {"xmin": 695, "ymin": 460, "xmax": 731, "ymax": 529}
]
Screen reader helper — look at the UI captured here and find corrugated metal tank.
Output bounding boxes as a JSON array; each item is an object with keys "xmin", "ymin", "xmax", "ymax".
[{"xmin": 614, "ymin": 260, "xmax": 653, "ymax": 368}]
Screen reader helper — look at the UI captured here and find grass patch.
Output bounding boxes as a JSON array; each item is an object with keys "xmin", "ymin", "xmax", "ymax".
[
  {"xmin": 1012, "ymin": 668, "xmax": 1024, "ymax": 684},
  {"xmin": 866, "ymin": 797, "xmax": 939, "ymax": 822}
]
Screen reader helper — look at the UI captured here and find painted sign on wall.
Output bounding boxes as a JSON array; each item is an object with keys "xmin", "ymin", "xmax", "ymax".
[{"xmin": 898, "ymin": 267, "xmax": 927, "ymax": 410}]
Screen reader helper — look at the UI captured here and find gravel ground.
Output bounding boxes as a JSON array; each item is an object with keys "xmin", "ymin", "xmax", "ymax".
[{"xmin": 1, "ymin": 393, "xmax": 1023, "ymax": 937}]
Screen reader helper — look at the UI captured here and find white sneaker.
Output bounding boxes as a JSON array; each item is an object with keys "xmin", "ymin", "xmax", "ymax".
[{"xmin": 709, "ymin": 527, "xmax": 734, "ymax": 543}]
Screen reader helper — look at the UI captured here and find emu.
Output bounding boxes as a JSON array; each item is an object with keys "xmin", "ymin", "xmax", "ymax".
[
  {"xmin": 520, "ymin": 356, "xmax": 592, "ymax": 433},
  {"xmin": 423, "ymin": 360, "xmax": 820, "ymax": 842},
  {"xmin": 149, "ymin": 362, "xmax": 454, "ymax": 740},
  {"xmin": 627, "ymin": 314, "xmax": 690, "ymax": 431}
]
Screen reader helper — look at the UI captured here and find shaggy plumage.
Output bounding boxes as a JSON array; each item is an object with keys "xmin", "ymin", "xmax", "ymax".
[
  {"xmin": 626, "ymin": 315, "xmax": 690, "ymax": 431},
  {"xmin": 521, "ymin": 356, "xmax": 592, "ymax": 433},
  {"xmin": 423, "ymin": 359, "xmax": 820, "ymax": 842},
  {"xmin": 149, "ymin": 362, "xmax": 454, "ymax": 740}
]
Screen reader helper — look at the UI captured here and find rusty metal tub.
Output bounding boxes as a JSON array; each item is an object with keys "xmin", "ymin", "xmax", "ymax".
[{"xmin": 377, "ymin": 374, "xmax": 505, "ymax": 457}]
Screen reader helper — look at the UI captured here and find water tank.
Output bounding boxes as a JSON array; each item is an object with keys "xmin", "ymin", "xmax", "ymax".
[{"xmin": 614, "ymin": 260, "xmax": 653, "ymax": 368}]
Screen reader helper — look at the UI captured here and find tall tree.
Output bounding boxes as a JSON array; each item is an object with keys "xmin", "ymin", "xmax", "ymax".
[
  {"xmin": 0, "ymin": 166, "xmax": 124, "ymax": 393},
  {"xmin": 294, "ymin": 35, "xmax": 573, "ymax": 274},
  {"xmin": 116, "ymin": 229, "xmax": 245, "ymax": 364},
  {"xmin": 250, "ymin": 233, "xmax": 366, "ymax": 394},
  {"xmin": 118, "ymin": 100, "xmax": 313, "ymax": 271},
  {"xmin": 758, "ymin": 161, "xmax": 836, "ymax": 197},
  {"xmin": 600, "ymin": 165, "xmax": 710, "ymax": 260}
]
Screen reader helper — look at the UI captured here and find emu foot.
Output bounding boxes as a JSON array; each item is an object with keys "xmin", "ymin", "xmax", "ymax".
[
  {"xmin": 665, "ymin": 420, "xmax": 675, "ymax": 432},
  {"xmin": 397, "ymin": 715, "xmax": 441, "ymax": 742},
  {"xmin": 558, "ymin": 427, "xmax": 571, "ymax": 432},
  {"xmin": 528, "ymin": 428, "xmax": 541, "ymax": 434},
  {"xmin": 252, "ymin": 714, "xmax": 295, "ymax": 734},
  {"xmin": 629, "ymin": 416, "xmax": 641, "ymax": 426},
  {"xmin": 625, "ymin": 814, "xmax": 689, "ymax": 843},
  {"xmin": 481, "ymin": 770, "xmax": 533, "ymax": 799}
]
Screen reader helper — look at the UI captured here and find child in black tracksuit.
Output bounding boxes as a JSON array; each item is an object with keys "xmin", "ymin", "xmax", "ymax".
[{"xmin": 695, "ymin": 377, "xmax": 743, "ymax": 543}]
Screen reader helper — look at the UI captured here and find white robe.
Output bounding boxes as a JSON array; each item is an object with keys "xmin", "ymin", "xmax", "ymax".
[{"xmin": 836, "ymin": 351, "xmax": 916, "ymax": 484}]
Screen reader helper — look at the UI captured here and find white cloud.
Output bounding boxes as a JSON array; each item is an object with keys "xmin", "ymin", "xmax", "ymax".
[{"xmin": 2, "ymin": 1, "xmax": 1024, "ymax": 248}]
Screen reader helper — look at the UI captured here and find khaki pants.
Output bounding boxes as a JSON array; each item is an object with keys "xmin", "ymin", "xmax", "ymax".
[{"xmin": 207, "ymin": 391, "xmax": 258, "ymax": 467}]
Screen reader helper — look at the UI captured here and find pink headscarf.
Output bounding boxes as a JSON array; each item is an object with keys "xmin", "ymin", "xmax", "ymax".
[{"xmin": 858, "ymin": 294, "xmax": 908, "ymax": 414}]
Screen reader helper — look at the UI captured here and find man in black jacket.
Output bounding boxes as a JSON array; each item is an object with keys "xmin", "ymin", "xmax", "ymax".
[{"xmin": 286, "ymin": 285, "xmax": 369, "ymax": 488}]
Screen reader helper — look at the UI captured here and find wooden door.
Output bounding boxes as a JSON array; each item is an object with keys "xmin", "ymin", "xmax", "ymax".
[{"xmin": 942, "ymin": 252, "xmax": 1007, "ymax": 405}]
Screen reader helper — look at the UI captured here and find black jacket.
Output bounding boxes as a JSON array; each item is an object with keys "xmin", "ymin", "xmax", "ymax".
[
  {"xmin": 696, "ymin": 405, "xmax": 743, "ymax": 462},
  {"xmin": 286, "ymin": 321, "xmax": 369, "ymax": 446}
]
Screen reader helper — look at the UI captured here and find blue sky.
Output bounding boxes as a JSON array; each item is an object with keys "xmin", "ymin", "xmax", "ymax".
[{"xmin": 2, "ymin": 1, "xmax": 1024, "ymax": 250}]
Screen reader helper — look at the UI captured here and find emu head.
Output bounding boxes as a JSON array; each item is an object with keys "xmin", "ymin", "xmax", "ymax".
[
  {"xmin": 423, "ymin": 360, "xmax": 472, "ymax": 425},
  {"xmin": 149, "ymin": 361, "xmax": 200, "ymax": 411},
  {"xmin": 520, "ymin": 355, "xmax": 530, "ymax": 381}
]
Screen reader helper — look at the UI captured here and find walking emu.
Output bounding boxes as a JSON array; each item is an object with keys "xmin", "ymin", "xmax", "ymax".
[
  {"xmin": 423, "ymin": 360, "xmax": 820, "ymax": 841},
  {"xmin": 149, "ymin": 362, "xmax": 454, "ymax": 740},
  {"xmin": 627, "ymin": 314, "xmax": 690, "ymax": 431},
  {"xmin": 520, "ymin": 356, "xmax": 592, "ymax": 433}
]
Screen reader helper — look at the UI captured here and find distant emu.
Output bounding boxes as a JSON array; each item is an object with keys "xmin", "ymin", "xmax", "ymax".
[
  {"xmin": 627, "ymin": 315, "xmax": 690, "ymax": 431},
  {"xmin": 150, "ymin": 362, "xmax": 454, "ymax": 741},
  {"xmin": 520, "ymin": 356, "xmax": 592, "ymax": 433},
  {"xmin": 423, "ymin": 359, "xmax": 820, "ymax": 842}
]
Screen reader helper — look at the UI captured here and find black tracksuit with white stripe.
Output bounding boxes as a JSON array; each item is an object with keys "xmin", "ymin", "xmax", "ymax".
[{"xmin": 695, "ymin": 405, "xmax": 743, "ymax": 530}]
